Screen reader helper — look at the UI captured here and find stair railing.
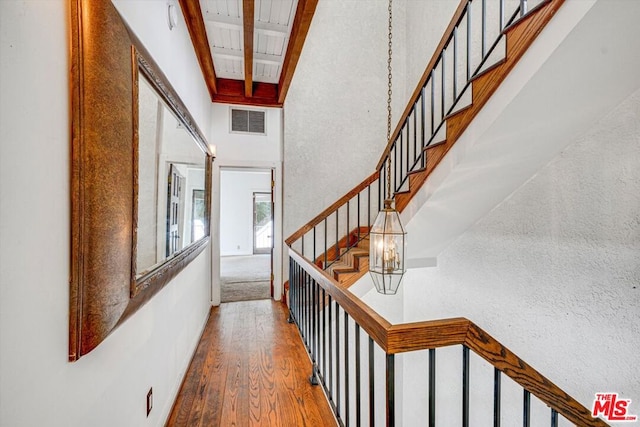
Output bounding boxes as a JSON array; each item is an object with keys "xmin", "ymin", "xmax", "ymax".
[
  {"xmin": 285, "ymin": 171, "xmax": 381, "ymax": 271},
  {"xmin": 289, "ymin": 250, "xmax": 609, "ymax": 427},
  {"xmin": 376, "ymin": 0, "xmax": 555, "ymax": 200},
  {"xmin": 286, "ymin": 0, "xmax": 566, "ymax": 270}
]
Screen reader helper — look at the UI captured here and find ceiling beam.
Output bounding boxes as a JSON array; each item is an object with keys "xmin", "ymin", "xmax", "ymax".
[
  {"xmin": 243, "ymin": 0, "xmax": 255, "ymax": 98},
  {"xmin": 277, "ymin": 0, "xmax": 318, "ymax": 104},
  {"xmin": 178, "ymin": 0, "xmax": 217, "ymax": 97},
  {"xmin": 213, "ymin": 78, "xmax": 281, "ymax": 107}
]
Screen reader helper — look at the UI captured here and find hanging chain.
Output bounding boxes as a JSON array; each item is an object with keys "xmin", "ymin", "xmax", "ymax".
[{"xmin": 385, "ymin": 0, "xmax": 393, "ymax": 201}]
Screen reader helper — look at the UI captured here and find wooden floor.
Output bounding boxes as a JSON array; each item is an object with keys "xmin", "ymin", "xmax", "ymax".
[{"xmin": 166, "ymin": 299, "xmax": 337, "ymax": 426}]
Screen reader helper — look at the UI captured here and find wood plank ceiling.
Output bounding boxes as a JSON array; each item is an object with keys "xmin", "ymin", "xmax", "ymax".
[{"xmin": 179, "ymin": 0, "xmax": 318, "ymax": 107}]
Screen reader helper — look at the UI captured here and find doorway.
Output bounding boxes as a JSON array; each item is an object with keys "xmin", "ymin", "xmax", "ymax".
[{"xmin": 219, "ymin": 168, "xmax": 274, "ymax": 303}]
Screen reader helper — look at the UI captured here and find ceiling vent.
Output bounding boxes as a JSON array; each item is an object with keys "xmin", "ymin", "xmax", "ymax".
[{"xmin": 231, "ymin": 108, "xmax": 266, "ymax": 134}]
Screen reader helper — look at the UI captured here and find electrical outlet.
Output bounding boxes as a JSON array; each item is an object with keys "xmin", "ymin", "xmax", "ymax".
[{"xmin": 146, "ymin": 387, "xmax": 153, "ymax": 417}]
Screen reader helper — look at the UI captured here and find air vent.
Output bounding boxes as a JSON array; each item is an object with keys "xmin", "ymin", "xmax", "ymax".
[{"xmin": 230, "ymin": 109, "xmax": 266, "ymax": 134}]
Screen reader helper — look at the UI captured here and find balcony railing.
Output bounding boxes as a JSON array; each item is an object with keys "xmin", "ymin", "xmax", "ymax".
[{"xmin": 289, "ymin": 250, "xmax": 608, "ymax": 427}]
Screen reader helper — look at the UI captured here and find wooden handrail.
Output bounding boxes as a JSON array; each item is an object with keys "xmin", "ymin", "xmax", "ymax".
[
  {"xmin": 285, "ymin": 170, "xmax": 380, "ymax": 246},
  {"xmin": 289, "ymin": 250, "xmax": 609, "ymax": 427},
  {"xmin": 376, "ymin": 0, "xmax": 470, "ymax": 171}
]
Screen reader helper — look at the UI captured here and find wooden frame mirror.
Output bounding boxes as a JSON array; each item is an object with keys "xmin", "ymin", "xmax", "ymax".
[{"xmin": 69, "ymin": 0, "xmax": 213, "ymax": 361}]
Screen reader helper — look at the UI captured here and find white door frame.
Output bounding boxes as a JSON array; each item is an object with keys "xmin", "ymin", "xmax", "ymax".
[{"xmin": 211, "ymin": 161, "xmax": 283, "ymax": 305}]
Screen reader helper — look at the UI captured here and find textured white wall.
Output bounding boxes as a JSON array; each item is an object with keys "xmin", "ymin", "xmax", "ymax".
[
  {"xmin": 283, "ymin": 0, "xmax": 408, "ymax": 240},
  {"xmin": 0, "ymin": 1, "xmax": 212, "ymax": 426},
  {"xmin": 400, "ymin": 86, "xmax": 640, "ymax": 423},
  {"xmin": 209, "ymin": 103, "xmax": 284, "ymax": 303}
]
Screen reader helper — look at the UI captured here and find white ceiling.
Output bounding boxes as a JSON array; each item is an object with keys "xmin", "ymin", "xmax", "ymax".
[{"xmin": 200, "ymin": 0, "xmax": 298, "ymax": 84}]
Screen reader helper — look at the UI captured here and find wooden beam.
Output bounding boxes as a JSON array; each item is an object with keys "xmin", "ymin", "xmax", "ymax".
[
  {"xmin": 277, "ymin": 0, "xmax": 318, "ymax": 104},
  {"xmin": 212, "ymin": 78, "xmax": 281, "ymax": 107},
  {"xmin": 178, "ymin": 0, "xmax": 217, "ymax": 97},
  {"xmin": 243, "ymin": 0, "xmax": 254, "ymax": 98}
]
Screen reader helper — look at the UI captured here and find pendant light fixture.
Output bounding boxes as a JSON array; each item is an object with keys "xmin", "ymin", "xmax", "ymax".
[{"xmin": 369, "ymin": 0, "xmax": 407, "ymax": 295}]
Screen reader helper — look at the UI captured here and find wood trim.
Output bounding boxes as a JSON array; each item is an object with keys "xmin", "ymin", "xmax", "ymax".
[
  {"xmin": 178, "ymin": 0, "xmax": 217, "ymax": 98},
  {"xmin": 212, "ymin": 79, "xmax": 282, "ymax": 107},
  {"xmin": 243, "ymin": 0, "xmax": 254, "ymax": 98},
  {"xmin": 376, "ymin": 0, "xmax": 469, "ymax": 170},
  {"xmin": 285, "ymin": 171, "xmax": 379, "ymax": 246},
  {"xmin": 212, "ymin": 78, "xmax": 281, "ymax": 107},
  {"xmin": 465, "ymin": 323, "xmax": 609, "ymax": 427},
  {"xmin": 277, "ymin": 0, "xmax": 318, "ymax": 104},
  {"xmin": 386, "ymin": 318, "xmax": 470, "ymax": 354}
]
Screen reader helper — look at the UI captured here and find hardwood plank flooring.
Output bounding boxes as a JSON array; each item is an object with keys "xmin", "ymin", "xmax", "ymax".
[{"xmin": 167, "ymin": 300, "xmax": 337, "ymax": 426}]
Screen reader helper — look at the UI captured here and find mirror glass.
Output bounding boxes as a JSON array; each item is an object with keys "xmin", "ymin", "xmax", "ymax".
[{"xmin": 136, "ymin": 73, "xmax": 207, "ymax": 277}]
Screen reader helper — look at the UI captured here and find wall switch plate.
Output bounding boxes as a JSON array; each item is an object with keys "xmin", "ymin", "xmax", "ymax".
[{"xmin": 146, "ymin": 387, "xmax": 153, "ymax": 417}]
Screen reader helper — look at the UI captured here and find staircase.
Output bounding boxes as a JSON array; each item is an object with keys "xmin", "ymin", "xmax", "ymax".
[{"xmin": 287, "ymin": 0, "xmax": 565, "ymax": 287}]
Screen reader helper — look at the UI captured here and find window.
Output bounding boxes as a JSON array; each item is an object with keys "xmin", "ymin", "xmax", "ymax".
[{"xmin": 230, "ymin": 108, "xmax": 266, "ymax": 134}]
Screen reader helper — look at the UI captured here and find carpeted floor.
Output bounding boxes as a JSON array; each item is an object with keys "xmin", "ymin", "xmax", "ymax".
[{"xmin": 220, "ymin": 254, "xmax": 271, "ymax": 302}]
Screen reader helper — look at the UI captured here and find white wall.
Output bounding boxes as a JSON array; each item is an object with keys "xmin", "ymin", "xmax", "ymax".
[
  {"xmin": 210, "ymin": 103, "xmax": 284, "ymax": 303},
  {"xmin": 283, "ymin": 0, "xmax": 408, "ymax": 241},
  {"xmin": 0, "ymin": 1, "xmax": 212, "ymax": 426},
  {"xmin": 220, "ymin": 169, "xmax": 272, "ymax": 256},
  {"xmin": 400, "ymin": 86, "xmax": 640, "ymax": 425}
]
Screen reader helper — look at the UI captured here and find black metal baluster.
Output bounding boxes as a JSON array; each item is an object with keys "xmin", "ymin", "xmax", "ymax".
[
  {"xmin": 394, "ymin": 142, "xmax": 398, "ymax": 193},
  {"xmin": 336, "ymin": 305, "xmax": 341, "ymax": 419},
  {"xmin": 323, "ymin": 288, "xmax": 327, "ymax": 385},
  {"xmin": 357, "ymin": 193, "xmax": 361, "ymax": 242},
  {"xmin": 453, "ymin": 27, "xmax": 458, "ymax": 100},
  {"xmin": 367, "ymin": 184, "xmax": 372, "ymax": 229},
  {"xmin": 310, "ymin": 279, "xmax": 318, "ymax": 385},
  {"xmin": 482, "ymin": 0, "xmax": 487, "ymax": 58},
  {"xmin": 441, "ymin": 54, "xmax": 446, "ymax": 121},
  {"xmin": 420, "ymin": 87, "xmax": 426, "ymax": 168},
  {"xmin": 369, "ymin": 337, "xmax": 375, "ymax": 427},
  {"xmin": 344, "ymin": 311, "xmax": 349, "ymax": 426},
  {"xmin": 406, "ymin": 120, "xmax": 411, "ymax": 175},
  {"xmin": 494, "ymin": 368, "xmax": 501, "ymax": 427},
  {"xmin": 335, "ymin": 210, "xmax": 339, "ymax": 267},
  {"xmin": 429, "ymin": 349, "xmax": 436, "ymax": 427},
  {"xmin": 355, "ymin": 324, "xmax": 361, "ymax": 427},
  {"xmin": 324, "ymin": 218, "xmax": 328, "ymax": 269},
  {"xmin": 550, "ymin": 409, "xmax": 558, "ymax": 427},
  {"xmin": 313, "ymin": 227, "xmax": 316, "ymax": 263},
  {"xmin": 378, "ymin": 166, "xmax": 383, "ymax": 211},
  {"xmin": 328, "ymin": 295, "xmax": 333, "ymax": 400},
  {"xmin": 430, "ymin": 70, "xmax": 435, "ymax": 139},
  {"xmin": 523, "ymin": 390, "xmax": 531, "ymax": 427},
  {"xmin": 462, "ymin": 345, "xmax": 470, "ymax": 427},
  {"xmin": 520, "ymin": 0, "xmax": 527, "ymax": 17},
  {"xmin": 467, "ymin": 4, "xmax": 471, "ymax": 80},
  {"xmin": 346, "ymin": 201, "xmax": 350, "ymax": 251},
  {"xmin": 386, "ymin": 354, "xmax": 395, "ymax": 427},
  {"xmin": 305, "ymin": 272, "xmax": 310, "ymax": 349},
  {"xmin": 500, "ymin": 0, "xmax": 505, "ymax": 31},
  {"xmin": 301, "ymin": 235, "xmax": 305, "ymax": 258},
  {"xmin": 288, "ymin": 259, "xmax": 293, "ymax": 323},
  {"xmin": 413, "ymin": 106, "xmax": 417, "ymax": 166}
]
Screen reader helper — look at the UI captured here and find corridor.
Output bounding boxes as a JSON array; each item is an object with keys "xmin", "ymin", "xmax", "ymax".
[{"xmin": 167, "ymin": 300, "xmax": 336, "ymax": 426}]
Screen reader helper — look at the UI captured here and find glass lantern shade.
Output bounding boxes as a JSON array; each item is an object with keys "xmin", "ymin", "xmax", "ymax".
[{"xmin": 369, "ymin": 200, "xmax": 407, "ymax": 295}]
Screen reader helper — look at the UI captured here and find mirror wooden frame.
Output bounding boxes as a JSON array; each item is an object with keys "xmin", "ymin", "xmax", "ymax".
[{"xmin": 69, "ymin": 0, "xmax": 213, "ymax": 361}]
